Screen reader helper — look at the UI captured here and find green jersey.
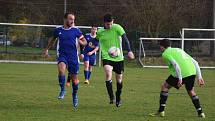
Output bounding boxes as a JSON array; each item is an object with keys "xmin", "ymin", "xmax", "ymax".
[
  {"xmin": 162, "ymin": 47, "xmax": 196, "ymax": 78},
  {"xmin": 96, "ymin": 24, "xmax": 125, "ymax": 61}
]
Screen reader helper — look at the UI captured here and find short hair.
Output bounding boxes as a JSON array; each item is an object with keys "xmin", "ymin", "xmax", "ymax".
[
  {"xmin": 91, "ymin": 24, "xmax": 98, "ymax": 28},
  {"xmin": 160, "ymin": 39, "xmax": 171, "ymax": 48},
  {"xmin": 104, "ymin": 13, "xmax": 114, "ymax": 22},
  {"xmin": 64, "ymin": 11, "xmax": 75, "ymax": 19}
]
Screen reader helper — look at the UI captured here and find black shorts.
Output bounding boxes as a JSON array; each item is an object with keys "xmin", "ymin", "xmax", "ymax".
[
  {"xmin": 102, "ymin": 59, "xmax": 124, "ymax": 74},
  {"xmin": 166, "ymin": 75, "xmax": 196, "ymax": 91}
]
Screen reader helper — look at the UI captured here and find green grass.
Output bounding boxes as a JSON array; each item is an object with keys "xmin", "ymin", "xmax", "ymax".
[
  {"xmin": 0, "ymin": 46, "xmax": 55, "ymax": 54},
  {"xmin": 0, "ymin": 46, "xmax": 56, "ymax": 61},
  {"xmin": 0, "ymin": 63, "xmax": 215, "ymax": 121}
]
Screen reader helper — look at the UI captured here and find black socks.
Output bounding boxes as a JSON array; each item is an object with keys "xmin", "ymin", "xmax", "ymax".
[
  {"xmin": 105, "ymin": 80, "xmax": 114, "ymax": 101},
  {"xmin": 116, "ymin": 82, "xmax": 123, "ymax": 102},
  {"xmin": 159, "ymin": 91, "xmax": 168, "ymax": 112},
  {"xmin": 192, "ymin": 95, "xmax": 203, "ymax": 115}
]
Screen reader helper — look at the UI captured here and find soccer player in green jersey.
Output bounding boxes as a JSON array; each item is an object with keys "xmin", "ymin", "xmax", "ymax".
[
  {"xmin": 151, "ymin": 39, "xmax": 205, "ymax": 118},
  {"xmin": 96, "ymin": 14, "xmax": 135, "ymax": 107}
]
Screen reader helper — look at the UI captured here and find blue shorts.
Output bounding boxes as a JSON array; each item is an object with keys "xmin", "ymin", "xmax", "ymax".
[
  {"xmin": 57, "ymin": 54, "xmax": 79, "ymax": 74},
  {"xmin": 84, "ymin": 54, "xmax": 96, "ymax": 66}
]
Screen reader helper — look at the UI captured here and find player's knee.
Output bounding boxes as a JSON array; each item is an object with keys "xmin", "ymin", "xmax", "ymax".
[
  {"xmin": 58, "ymin": 68, "xmax": 65, "ymax": 75},
  {"xmin": 188, "ymin": 89, "xmax": 196, "ymax": 97},
  {"xmin": 84, "ymin": 64, "xmax": 89, "ymax": 70},
  {"xmin": 116, "ymin": 74, "xmax": 122, "ymax": 82},
  {"xmin": 73, "ymin": 79, "xmax": 79, "ymax": 85},
  {"xmin": 105, "ymin": 73, "xmax": 112, "ymax": 80},
  {"xmin": 89, "ymin": 66, "xmax": 93, "ymax": 71},
  {"xmin": 161, "ymin": 83, "xmax": 169, "ymax": 92}
]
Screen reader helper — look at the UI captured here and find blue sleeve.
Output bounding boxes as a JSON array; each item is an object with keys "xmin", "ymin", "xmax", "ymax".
[
  {"xmin": 122, "ymin": 34, "xmax": 131, "ymax": 52},
  {"xmin": 53, "ymin": 28, "xmax": 58, "ymax": 39},
  {"xmin": 77, "ymin": 28, "xmax": 83, "ymax": 38}
]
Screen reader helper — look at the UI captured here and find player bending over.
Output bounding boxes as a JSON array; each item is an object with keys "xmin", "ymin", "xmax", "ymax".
[
  {"xmin": 150, "ymin": 39, "xmax": 205, "ymax": 118},
  {"xmin": 66, "ymin": 26, "xmax": 99, "ymax": 85},
  {"xmin": 43, "ymin": 12, "xmax": 87, "ymax": 108},
  {"xmin": 96, "ymin": 14, "xmax": 135, "ymax": 107}
]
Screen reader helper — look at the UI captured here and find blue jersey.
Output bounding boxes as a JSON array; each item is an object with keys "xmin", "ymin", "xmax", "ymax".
[
  {"xmin": 54, "ymin": 26, "xmax": 83, "ymax": 59},
  {"xmin": 83, "ymin": 33, "xmax": 99, "ymax": 55}
]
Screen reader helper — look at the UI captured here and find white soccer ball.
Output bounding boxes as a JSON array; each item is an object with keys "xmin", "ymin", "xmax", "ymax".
[{"xmin": 108, "ymin": 47, "xmax": 120, "ymax": 57}]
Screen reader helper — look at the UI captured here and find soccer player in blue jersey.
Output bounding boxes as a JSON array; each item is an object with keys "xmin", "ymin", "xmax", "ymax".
[
  {"xmin": 82, "ymin": 26, "xmax": 99, "ymax": 84},
  {"xmin": 66, "ymin": 26, "xmax": 99, "ymax": 85},
  {"xmin": 43, "ymin": 12, "xmax": 87, "ymax": 108}
]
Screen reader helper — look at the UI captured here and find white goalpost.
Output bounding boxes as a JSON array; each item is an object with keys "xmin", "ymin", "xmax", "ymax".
[
  {"xmin": 139, "ymin": 28, "xmax": 215, "ymax": 69},
  {"xmin": 0, "ymin": 23, "xmax": 102, "ymax": 67}
]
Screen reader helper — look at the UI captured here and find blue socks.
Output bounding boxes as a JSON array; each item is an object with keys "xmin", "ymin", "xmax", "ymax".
[
  {"xmin": 58, "ymin": 75, "xmax": 66, "ymax": 91},
  {"xmin": 88, "ymin": 71, "xmax": 91, "ymax": 80},
  {"xmin": 84, "ymin": 70, "xmax": 88, "ymax": 80},
  {"xmin": 72, "ymin": 82, "xmax": 79, "ymax": 95},
  {"xmin": 84, "ymin": 70, "xmax": 92, "ymax": 80}
]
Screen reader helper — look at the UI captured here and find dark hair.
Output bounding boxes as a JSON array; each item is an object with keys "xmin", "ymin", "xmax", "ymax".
[
  {"xmin": 91, "ymin": 24, "xmax": 98, "ymax": 28},
  {"xmin": 104, "ymin": 13, "xmax": 114, "ymax": 22},
  {"xmin": 160, "ymin": 39, "xmax": 171, "ymax": 48},
  {"xmin": 64, "ymin": 12, "xmax": 75, "ymax": 19}
]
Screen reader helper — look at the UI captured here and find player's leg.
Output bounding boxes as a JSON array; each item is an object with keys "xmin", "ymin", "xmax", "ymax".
[
  {"xmin": 103, "ymin": 60, "xmax": 114, "ymax": 104},
  {"xmin": 57, "ymin": 62, "xmax": 67, "ymax": 99},
  {"xmin": 113, "ymin": 61, "xmax": 124, "ymax": 107},
  {"xmin": 151, "ymin": 75, "xmax": 177, "ymax": 117},
  {"xmin": 83, "ymin": 55, "xmax": 90, "ymax": 84},
  {"xmin": 158, "ymin": 82, "xmax": 171, "ymax": 113},
  {"xmin": 87, "ymin": 56, "xmax": 96, "ymax": 83},
  {"xmin": 87, "ymin": 65, "xmax": 93, "ymax": 81},
  {"xmin": 68, "ymin": 62, "xmax": 80, "ymax": 108},
  {"xmin": 66, "ymin": 73, "xmax": 71, "ymax": 87},
  {"xmin": 84, "ymin": 60, "xmax": 90, "ymax": 84},
  {"xmin": 115, "ymin": 73, "xmax": 123, "ymax": 107},
  {"xmin": 70, "ymin": 73, "xmax": 79, "ymax": 108},
  {"xmin": 184, "ymin": 75, "xmax": 205, "ymax": 118}
]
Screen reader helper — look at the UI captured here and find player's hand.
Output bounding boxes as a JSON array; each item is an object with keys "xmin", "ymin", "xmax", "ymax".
[
  {"xmin": 42, "ymin": 49, "xmax": 49, "ymax": 58},
  {"xmin": 79, "ymin": 54, "xmax": 84, "ymax": 60},
  {"xmin": 87, "ymin": 52, "xmax": 93, "ymax": 56},
  {"xmin": 177, "ymin": 79, "xmax": 183, "ymax": 88},
  {"xmin": 127, "ymin": 51, "xmax": 135, "ymax": 60},
  {"xmin": 198, "ymin": 78, "xmax": 205, "ymax": 87}
]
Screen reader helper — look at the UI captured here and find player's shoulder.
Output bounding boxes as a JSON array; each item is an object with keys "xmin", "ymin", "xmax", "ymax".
[
  {"xmin": 55, "ymin": 26, "xmax": 63, "ymax": 31},
  {"xmin": 70, "ymin": 26, "xmax": 82, "ymax": 32},
  {"xmin": 112, "ymin": 23, "xmax": 123, "ymax": 29},
  {"xmin": 162, "ymin": 47, "xmax": 173, "ymax": 57},
  {"xmin": 97, "ymin": 27, "xmax": 105, "ymax": 33},
  {"xmin": 113, "ymin": 23, "xmax": 122, "ymax": 27},
  {"xmin": 85, "ymin": 33, "xmax": 91, "ymax": 36}
]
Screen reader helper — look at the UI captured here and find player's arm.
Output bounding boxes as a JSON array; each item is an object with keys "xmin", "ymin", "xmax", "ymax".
[
  {"xmin": 78, "ymin": 35, "xmax": 87, "ymax": 46},
  {"xmin": 116, "ymin": 24, "xmax": 134, "ymax": 60},
  {"xmin": 191, "ymin": 58, "xmax": 205, "ymax": 87},
  {"xmin": 122, "ymin": 34, "xmax": 135, "ymax": 59},
  {"xmin": 43, "ymin": 36, "xmax": 57, "ymax": 57},
  {"xmin": 88, "ymin": 46, "xmax": 99, "ymax": 56},
  {"xmin": 170, "ymin": 60, "xmax": 183, "ymax": 87}
]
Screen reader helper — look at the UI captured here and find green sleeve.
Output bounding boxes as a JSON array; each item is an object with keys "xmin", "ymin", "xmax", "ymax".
[{"xmin": 115, "ymin": 24, "xmax": 125, "ymax": 36}]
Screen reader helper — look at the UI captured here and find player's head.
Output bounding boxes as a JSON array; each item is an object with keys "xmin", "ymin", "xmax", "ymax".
[
  {"xmin": 91, "ymin": 25, "xmax": 98, "ymax": 35},
  {"xmin": 63, "ymin": 12, "xmax": 75, "ymax": 27},
  {"xmin": 104, "ymin": 13, "xmax": 114, "ymax": 29},
  {"xmin": 160, "ymin": 39, "xmax": 171, "ymax": 52}
]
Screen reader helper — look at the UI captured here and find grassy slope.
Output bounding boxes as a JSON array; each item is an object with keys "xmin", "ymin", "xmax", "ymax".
[{"xmin": 0, "ymin": 63, "xmax": 214, "ymax": 121}]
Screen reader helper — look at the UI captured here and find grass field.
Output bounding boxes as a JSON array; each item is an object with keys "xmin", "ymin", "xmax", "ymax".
[{"xmin": 0, "ymin": 63, "xmax": 215, "ymax": 121}]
